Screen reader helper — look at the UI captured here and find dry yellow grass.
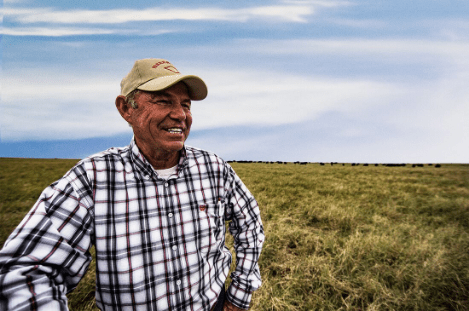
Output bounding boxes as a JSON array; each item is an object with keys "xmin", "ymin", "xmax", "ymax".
[{"xmin": 1, "ymin": 159, "xmax": 468, "ymax": 310}]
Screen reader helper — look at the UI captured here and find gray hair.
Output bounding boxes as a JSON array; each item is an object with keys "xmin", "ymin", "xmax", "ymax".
[
  {"xmin": 124, "ymin": 90, "xmax": 140, "ymax": 127},
  {"xmin": 126, "ymin": 89, "xmax": 140, "ymax": 109}
]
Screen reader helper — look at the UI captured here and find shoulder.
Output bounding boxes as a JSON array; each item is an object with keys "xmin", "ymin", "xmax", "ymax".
[
  {"xmin": 78, "ymin": 145, "xmax": 131, "ymax": 166},
  {"xmin": 69, "ymin": 145, "xmax": 132, "ymax": 180},
  {"xmin": 83, "ymin": 145, "xmax": 131, "ymax": 163},
  {"xmin": 184, "ymin": 145, "xmax": 226, "ymax": 164},
  {"xmin": 184, "ymin": 145, "xmax": 235, "ymax": 173}
]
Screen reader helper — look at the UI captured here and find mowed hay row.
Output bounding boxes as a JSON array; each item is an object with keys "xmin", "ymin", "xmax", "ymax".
[{"xmin": 1, "ymin": 159, "xmax": 469, "ymax": 310}]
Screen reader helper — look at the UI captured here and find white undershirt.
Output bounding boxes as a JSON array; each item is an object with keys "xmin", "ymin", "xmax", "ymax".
[{"xmin": 155, "ymin": 164, "xmax": 178, "ymax": 180}]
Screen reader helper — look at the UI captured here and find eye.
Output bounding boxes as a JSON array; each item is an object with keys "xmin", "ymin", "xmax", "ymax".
[{"xmin": 156, "ymin": 100, "xmax": 171, "ymax": 106}]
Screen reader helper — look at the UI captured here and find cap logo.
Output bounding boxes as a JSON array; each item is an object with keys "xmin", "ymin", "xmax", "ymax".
[
  {"xmin": 152, "ymin": 60, "xmax": 170, "ymax": 68},
  {"xmin": 163, "ymin": 66, "xmax": 180, "ymax": 74},
  {"xmin": 152, "ymin": 61, "xmax": 180, "ymax": 74}
]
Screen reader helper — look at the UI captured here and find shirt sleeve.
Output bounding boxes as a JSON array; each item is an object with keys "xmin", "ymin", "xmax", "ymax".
[
  {"xmin": 224, "ymin": 165, "xmax": 265, "ymax": 310},
  {"xmin": 0, "ymin": 164, "xmax": 95, "ymax": 311}
]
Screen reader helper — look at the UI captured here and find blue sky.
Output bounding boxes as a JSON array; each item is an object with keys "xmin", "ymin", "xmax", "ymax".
[{"xmin": 1, "ymin": 0, "xmax": 468, "ymax": 163}]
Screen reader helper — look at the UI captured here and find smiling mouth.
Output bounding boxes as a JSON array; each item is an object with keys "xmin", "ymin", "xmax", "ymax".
[{"xmin": 165, "ymin": 128, "xmax": 184, "ymax": 134}]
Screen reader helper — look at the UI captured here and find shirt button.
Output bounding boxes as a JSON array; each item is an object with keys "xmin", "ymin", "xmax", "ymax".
[
  {"xmin": 176, "ymin": 280, "xmax": 181, "ymax": 285},
  {"xmin": 172, "ymin": 245, "xmax": 177, "ymax": 251},
  {"xmin": 164, "ymin": 182, "xmax": 169, "ymax": 187},
  {"xmin": 168, "ymin": 213, "xmax": 173, "ymax": 218}
]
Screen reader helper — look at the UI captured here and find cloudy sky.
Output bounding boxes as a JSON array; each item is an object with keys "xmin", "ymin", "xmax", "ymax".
[{"xmin": 1, "ymin": 0, "xmax": 468, "ymax": 163}]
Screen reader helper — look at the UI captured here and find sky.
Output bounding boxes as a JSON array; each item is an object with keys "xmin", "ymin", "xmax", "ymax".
[{"xmin": 1, "ymin": 0, "xmax": 468, "ymax": 163}]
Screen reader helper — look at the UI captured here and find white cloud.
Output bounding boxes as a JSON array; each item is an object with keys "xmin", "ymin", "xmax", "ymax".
[
  {"xmin": 0, "ymin": 26, "xmax": 174, "ymax": 37},
  {"xmin": 282, "ymin": 0, "xmax": 351, "ymax": 7},
  {"xmin": 235, "ymin": 38, "xmax": 469, "ymax": 61},
  {"xmin": 325, "ymin": 18, "xmax": 386, "ymax": 28},
  {"xmin": 189, "ymin": 68, "xmax": 469, "ymax": 163},
  {"xmin": 432, "ymin": 19, "xmax": 469, "ymax": 41},
  {"xmin": 0, "ymin": 67, "xmax": 399, "ymax": 141},
  {"xmin": 0, "ymin": 2, "xmax": 350, "ymax": 37},
  {"xmin": 3, "ymin": 0, "xmax": 27, "ymax": 3},
  {"xmin": 193, "ymin": 69, "xmax": 401, "ymax": 129},
  {"xmin": 3, "ymin": 34, "xmax": 469, "ymax": 146},
  {"xmin": 1, "ymin": 73, "xmax": 125, "ymax": 141},
  {"xmin": 1, "ymin": 4, "xmax": 329, "ymax": 25},
  {"xmin": 383, "ymin": 70, "xmax": 469, "ymax": 135},
  {"xmin": 2, "ymin": 34, "xmax": 468, "ymax": 163},
  {"xmin": 0, "ymin": 27, "xmax": 117, "ymax": 36}
]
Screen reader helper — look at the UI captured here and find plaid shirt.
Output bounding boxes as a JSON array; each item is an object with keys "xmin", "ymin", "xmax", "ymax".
[{"xmin": 0, "ymin": 139, "xmax": 264, "ymax": 311}]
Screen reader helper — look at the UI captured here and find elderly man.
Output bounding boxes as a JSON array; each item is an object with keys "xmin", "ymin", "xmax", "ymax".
[{"xmin": 0, "ymin": 59, "xmax": 265, "ymax": 311}]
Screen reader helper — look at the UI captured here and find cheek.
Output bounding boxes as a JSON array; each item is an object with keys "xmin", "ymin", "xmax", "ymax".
[
  {"xmin": 186, "ymin": 112, "xmax": 193, "ymax": 127},
  {"xmin": 134, "ymin": 110, "xmax": 152, "ymax": 127}
]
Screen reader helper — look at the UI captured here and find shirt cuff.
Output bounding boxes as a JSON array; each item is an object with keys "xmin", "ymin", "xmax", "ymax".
[{"xmin": 226, "ymin": 284, "xmax": 252, "ymax": 310}]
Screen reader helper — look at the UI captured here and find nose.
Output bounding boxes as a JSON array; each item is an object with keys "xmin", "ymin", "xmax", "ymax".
[{"xmin": 169, "ymin": 103, "xmax": 186, "ymax": 121}]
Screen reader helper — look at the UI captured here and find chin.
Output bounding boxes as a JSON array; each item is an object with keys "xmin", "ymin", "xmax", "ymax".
[{"xmin": 162, "ymin": 141, "xmax": 185, "ymax": 152}]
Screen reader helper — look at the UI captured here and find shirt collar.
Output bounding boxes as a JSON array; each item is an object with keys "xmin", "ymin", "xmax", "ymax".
[{"xmin": 129, "ymin": 136, "xmax": 189, "ymax": 179}]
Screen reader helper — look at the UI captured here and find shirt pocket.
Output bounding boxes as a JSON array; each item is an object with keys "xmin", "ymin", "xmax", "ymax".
[{"xmin": 198, "ymin": 202, "xmax": 225, "ymax": 257}]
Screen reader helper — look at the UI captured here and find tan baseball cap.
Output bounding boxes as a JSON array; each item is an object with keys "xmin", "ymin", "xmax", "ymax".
[{"xmin": 120, "ymin": 58, "xmax": 208, "ymax": 100}]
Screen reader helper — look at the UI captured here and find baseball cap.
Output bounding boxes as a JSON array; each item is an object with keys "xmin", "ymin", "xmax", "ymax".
[{"xmin": 120, "ymin": 58, "xmax": 208, "ymax": 100}]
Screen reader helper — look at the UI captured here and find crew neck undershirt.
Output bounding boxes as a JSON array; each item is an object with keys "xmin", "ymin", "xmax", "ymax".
[{"xmin": 155, "ymin": 164, "xmax": 178, "ymax": 180}]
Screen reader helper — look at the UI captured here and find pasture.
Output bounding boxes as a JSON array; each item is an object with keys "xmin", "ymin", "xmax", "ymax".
[{"xmin": 1, "ymin": 158, "xmax": 468, "ymax": 310}]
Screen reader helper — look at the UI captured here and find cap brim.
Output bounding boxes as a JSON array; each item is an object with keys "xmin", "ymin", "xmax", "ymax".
[{"xmin": 137, "ymin": 74, "xmax": 207, "ymax": 100}]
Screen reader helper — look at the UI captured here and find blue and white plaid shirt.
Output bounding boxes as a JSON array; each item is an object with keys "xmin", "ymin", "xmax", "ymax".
[{"xmin": 0, "ymin": 139, "xmax": 264, "ymax": 311}]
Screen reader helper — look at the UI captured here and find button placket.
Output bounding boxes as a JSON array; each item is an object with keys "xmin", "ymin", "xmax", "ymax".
[{"xmin": 161, "ymin": 177, "xmax": 185, "ymax": 303}]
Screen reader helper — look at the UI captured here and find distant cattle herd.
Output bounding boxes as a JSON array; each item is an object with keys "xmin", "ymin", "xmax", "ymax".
[{"xmin": 228, "ymin": 160, "xmax": 442, "ymax": 168}]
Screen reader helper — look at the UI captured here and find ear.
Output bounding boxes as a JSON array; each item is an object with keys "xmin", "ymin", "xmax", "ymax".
[{"xmin": 115, "ymin": 95, "xmax": 133, "ymax": 123}]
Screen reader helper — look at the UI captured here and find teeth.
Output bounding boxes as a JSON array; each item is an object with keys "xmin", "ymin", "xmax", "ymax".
[{"xmin": 167, "ymin": 128, "xmax": 183, "ymax": 133}]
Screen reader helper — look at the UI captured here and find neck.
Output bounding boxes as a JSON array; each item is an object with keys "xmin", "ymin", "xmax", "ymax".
[
  {"xmin": 135, "ymin": 140, "xmax": 181, "ymax": 170},
  {"xmin": 148, "ymin": 154, "xmax": 179, "ymax": 170}
]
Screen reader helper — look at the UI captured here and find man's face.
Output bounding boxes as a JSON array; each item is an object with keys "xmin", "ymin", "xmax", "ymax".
[{"xmin": 129, "ymin": 82, "xmax": 192, "ymax": 160}]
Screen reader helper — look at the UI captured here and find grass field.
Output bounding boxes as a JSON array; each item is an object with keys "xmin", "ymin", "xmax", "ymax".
[{"xmin": 1, "ymin": 158, "xmax": 468, "ymax": 310}]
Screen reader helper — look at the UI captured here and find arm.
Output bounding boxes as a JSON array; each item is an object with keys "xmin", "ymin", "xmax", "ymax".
[
  {"xmin": 0, "ymin": 165, "xmax": 94, "ymax": 311},
  {"xmin": 224, "ymin": 166, "xmax": 265, "ymax": 310},
  {"xmin": 223, "ymin": 299, "xmax": 248, "ymax": 311}
]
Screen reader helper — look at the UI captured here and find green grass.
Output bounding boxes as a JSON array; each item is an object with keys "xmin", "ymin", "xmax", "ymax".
[{"xmin": 1, "ymin": 158, "xmax": 468, "ymax": 310}]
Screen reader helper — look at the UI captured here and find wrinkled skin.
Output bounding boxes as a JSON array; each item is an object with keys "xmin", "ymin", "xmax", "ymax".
[{"xmin": 115, "ymin": 82, "xmax": 192, "ymax": 169}]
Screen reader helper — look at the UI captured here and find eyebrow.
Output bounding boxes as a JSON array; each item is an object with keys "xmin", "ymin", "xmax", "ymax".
[
  {"xmin": 144, "ymin": 91, "xmax": 190, "ymax": 101},
  {"xmin": 144, "ymin": 91, "xmax": 169, "ymax": 98}
]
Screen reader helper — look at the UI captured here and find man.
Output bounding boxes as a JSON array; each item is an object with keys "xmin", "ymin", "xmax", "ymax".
[{"xmin": 0, "ymin": 58, "xmax": 265, "ymax": 311}]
